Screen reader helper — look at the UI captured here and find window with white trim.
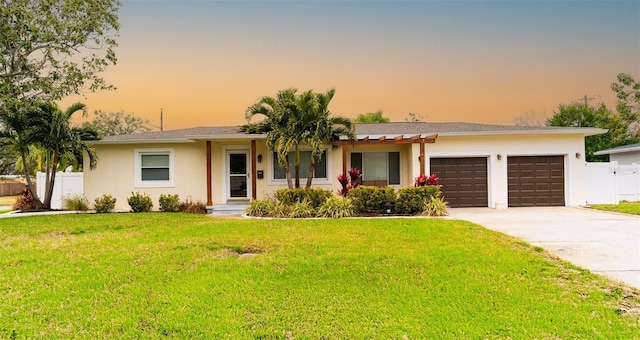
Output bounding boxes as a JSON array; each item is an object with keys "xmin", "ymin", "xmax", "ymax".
[
  {"xmin": 134, "ymin": 148, "xmax": 174, "ymax": 188},
  {"xmin": 272, "ymin": 150, "xmax": 328, "ymax": 181}
]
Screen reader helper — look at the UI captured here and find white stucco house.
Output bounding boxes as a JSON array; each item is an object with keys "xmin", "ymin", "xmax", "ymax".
[
  {"xmin": 593, "ymin": 143, "xmax": 640, "ymax": 165},
  {"xmin": 84, "ymin": 122, "xmax": 605, "ymax": 212}
]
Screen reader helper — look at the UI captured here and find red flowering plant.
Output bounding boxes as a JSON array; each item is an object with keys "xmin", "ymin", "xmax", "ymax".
[
  {"xmin": 13, "ymin": 188, "xmax": 34, "ymax": 211},
  {"xmin": 337, "ymin": 167, "xmax": 362, "ymax": 197},
  {"xmin": 414, "ymin": 174, "xmax": 440, "ymax": 187}
]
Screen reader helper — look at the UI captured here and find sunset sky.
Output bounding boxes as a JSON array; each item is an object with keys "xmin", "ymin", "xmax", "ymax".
[{"xmin": 62, "ymin": 0, "xmax": 640, "ymax": 131}]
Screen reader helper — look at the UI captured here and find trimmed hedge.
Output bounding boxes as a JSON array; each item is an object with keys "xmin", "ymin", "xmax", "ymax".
[
  {"xmin": 396, "ymin": 186, "xmax": 441, "ymax": 215},
  {"xmin": 348, "ymin": 186, "xmax": 396, "ymax": 215},
  {"xmin": 274, "ymin": 188, "xmax": 333, "ymax": 209},
  {"xmin": 248, "ymin": 185, "xmax": 443, "ymax": 217}
]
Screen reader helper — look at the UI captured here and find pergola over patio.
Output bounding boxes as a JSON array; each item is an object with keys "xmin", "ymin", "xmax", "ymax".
[{"xmin": 332, "ymin": 133, "xmax": 438, "ymax": 175}]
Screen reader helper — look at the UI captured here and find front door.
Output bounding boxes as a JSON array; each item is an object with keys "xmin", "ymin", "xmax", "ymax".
[{"xmin": 227, "ymin": 151, "xmax": 250, "ymax": 199}]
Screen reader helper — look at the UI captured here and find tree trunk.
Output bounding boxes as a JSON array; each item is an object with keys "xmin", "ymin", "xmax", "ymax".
[
  {"xmin": 294, "ymin": 146, "xmax": 300, "ymax": 188},
  {"xmin": 20, "ymin": 151, "xmax": 43, "ymax": 209},
  {"xmin": 44, "ymin": 154, "xmax": 50, "ymax": 207},
  {"xmin": 284, "ymin": 159, "xmax": 293, "ymax": 189},
  {"xmin": 43, "ymin": 150, "xmax": 59, "ymax": 209},
  {"xmin": 305, "ymin": 161, "xmax": 315, "ymax": 188}
]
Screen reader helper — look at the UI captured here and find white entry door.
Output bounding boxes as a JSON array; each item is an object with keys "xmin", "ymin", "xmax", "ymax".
[{"xmin": 227, "ymin": 151, "xmax": 250, "ymax": 200}]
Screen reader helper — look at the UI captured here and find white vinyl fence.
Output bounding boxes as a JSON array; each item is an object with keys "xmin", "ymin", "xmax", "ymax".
[
  {"xmin": 36, "ymin": 171, "xmax": 84, "ymax": 209},
  {"xmin": 585, "ymin": 162, "xmax": 640, "ymax": 204}
]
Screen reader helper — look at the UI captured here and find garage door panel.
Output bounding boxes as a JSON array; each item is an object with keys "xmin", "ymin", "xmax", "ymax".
[
  {"xmin": 508, "ymin": 156, "xmax": 564, "ymax": 207},
  {"xmin": 535, "ymin": 184, "xmax": 549, "ymax": 191},
  {"xmin": 520, "ymin": 183, "xmax": 535, "ymax": 191},
  {"xmin": 535, "ymin": 169, "xmax": 550, "ymax": 177},
  {"xmin": 430, "ymin": 157, "xmax": 488, "ymax": 208},
  {"xmin": 520, "ymin": 169, "xmax": 535, "ymax": 178},
  {"xmin": 550, "ymin": 169, "xmax": 563, "ymax": 177}
]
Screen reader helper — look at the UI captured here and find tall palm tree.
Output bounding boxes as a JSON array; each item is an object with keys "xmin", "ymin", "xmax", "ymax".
[
  {"xmin": 0, "ymin": 104, "xmax": 43, "ymax": 208},
  {"xmin": 301, "ymin": 89, "xmax": 355, "ymax": 188},
  {"xmin": 242, "ymin": 88, "xmax": 355, "ymax": 189},
  {"xmin": 31, "ymin": 102, "xmax": 98, "ymax": 209},
  {"xmin": 242, "ymin": 88, "xmax": 299, "ymax": 189}
]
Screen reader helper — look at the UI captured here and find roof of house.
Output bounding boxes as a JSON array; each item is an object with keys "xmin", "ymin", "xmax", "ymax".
[
  {"xmin": 593, "ymin": 142, "xmax": 640, "ymax": 156},
  {"xmin": 93, "ymin": 122, "xmax": 607, "ymax": 144}
]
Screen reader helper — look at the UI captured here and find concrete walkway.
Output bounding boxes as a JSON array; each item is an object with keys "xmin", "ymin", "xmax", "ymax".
[{"xmin": 449, "ymin": 207, "xmax": 640, "ymax": 289}]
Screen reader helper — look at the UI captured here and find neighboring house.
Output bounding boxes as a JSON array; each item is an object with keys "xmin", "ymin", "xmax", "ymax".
[
  {"xmin": 593, "ymin": 143, "xmax": 640, "ymax": 165},
  {"xmin": 84, "ymin": 122, "xmax": 604, "ymax": 211}
]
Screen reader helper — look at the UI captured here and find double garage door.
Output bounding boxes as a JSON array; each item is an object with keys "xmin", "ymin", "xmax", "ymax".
[{"xmin": 430, "ymin": 156, "xmax": 565, "ymax": 208}]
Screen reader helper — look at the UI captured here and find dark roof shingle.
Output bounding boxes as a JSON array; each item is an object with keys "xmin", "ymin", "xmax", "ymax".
[{"xmin": 96, "ymin": 122, "xmax": 604, "ymax": 144}]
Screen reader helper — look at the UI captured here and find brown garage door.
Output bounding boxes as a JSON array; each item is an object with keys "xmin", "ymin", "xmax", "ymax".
[
  {"xmin": 430, "ymin": 157, "xmax": 488, "ymax": 208},
  {"xmin": 508, "ymin": 156, "xmax": 564, "ymax": 207}
]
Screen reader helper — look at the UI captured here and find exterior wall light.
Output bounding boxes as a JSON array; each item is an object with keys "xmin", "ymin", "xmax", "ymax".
[
  {"xmin": 497, "ymin": 154, "xmax": 502, "ymax": 160},
  {"xmin": 575, "ymin": 152, "xmax": 581, "ymax": 159},
  {"xmin": 257, "ymin": 154, "xmax": 263, "ymax": 163}
]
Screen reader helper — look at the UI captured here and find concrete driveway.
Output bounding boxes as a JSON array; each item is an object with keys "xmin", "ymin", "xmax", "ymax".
[{"xmin": 449, "ymin": 207, "xmax": 640, "ymax": 289}]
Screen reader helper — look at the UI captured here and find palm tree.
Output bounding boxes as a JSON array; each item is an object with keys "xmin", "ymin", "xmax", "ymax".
[
  {"xmin": 31, "ymin": 102, "xmax": 98, "ymax": 209},
  {"xmin": 0, "ymin": 104, "xmax": 43, "ymax": 208},
  {"xmin": 302, "ymin": 89, "xmax": 355, "ymax": 188},
  {"xmin": 242, "ymin": 88, "xmax": 355, "ymax": 189},
  {"xmin": 242, "ymin": 88, "xmax": 299, "ymax": 189}
]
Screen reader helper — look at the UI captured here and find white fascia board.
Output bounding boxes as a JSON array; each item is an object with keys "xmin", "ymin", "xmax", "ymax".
[
  {"xmin": 594, "ymin": 145, "xmax": 640, "ymax": 155},
  {"xmin": 436, "ymin": 128, "xmax": 607, "ymax": 137},
  {"xmin": 341, "ymin": 128, "xmax": 607, "ymax": 140}
]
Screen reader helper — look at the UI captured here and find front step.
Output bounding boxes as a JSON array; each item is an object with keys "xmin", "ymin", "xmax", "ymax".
[{"xmin": 207, "ymin": 202, "xmax": 249, "ymax": 215}]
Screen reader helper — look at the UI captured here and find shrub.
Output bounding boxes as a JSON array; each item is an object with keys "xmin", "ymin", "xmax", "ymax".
[
  {"xmin": 422, "ymin": 196, "xmax": 449, "ymax": 216},
  {"xmin": 246, "ymin": 198, "xmax": 272, "ymax": 217},
  {"xmin": 396, "ymin": 186, "xmax": 441, "ymax": 215},
  {"xmin": 159, "ymin": 194, "xmax": 180, "ymax": 212},
  {"xmin": 62, "ymin": 195, "xmax": 89, "ymax": 211},
  {"xmin": 274, "ymin": 188, "xmax": 332, "ymax": 209},
  {"xmin": 179, "ymin": 196, "xmax": 207, "ymax": 214},
  {"xmin": 13, "ymin": 189, "xmax": 34, "ymax": 211},
  {"xmin": 337, "ymin": 167, "xmax": 362, "ymax": 197},
  {"xmin": 269, "ymin": 200, "xmax": 290, "ymax": 218},
  {"xmin": 127, "ymin": 192, "xmax": 153, "ymax": 212},
  {"xmin": 415, "ymin": 174, "xmax": 440, "ymax": 187},
  {"xmin": 348, "ymin": 186, "xmax": 396, "ymax": 215},
  {"xmin": 94, "ymin": 194, "xmax": 117, "ymax": 213},
  {"xmin": 317, "ymin": 196, "xmax": 354, "ymax": 219},
  {"xmin": 288, "ymin": 199, "xmax": 316, "ymax": 218}
]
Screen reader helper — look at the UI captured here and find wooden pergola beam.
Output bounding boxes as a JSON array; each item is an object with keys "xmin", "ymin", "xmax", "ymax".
[{"xmin": 331, "ymin": 135, "xmax": 437, "ymax": 146}]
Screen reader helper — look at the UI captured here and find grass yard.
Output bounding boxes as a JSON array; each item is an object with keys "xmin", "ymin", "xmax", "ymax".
[
  {"xmin": 0, "ymin": 196, "xmax": 16, "ymax": 207},
  {"xmin": 590, "ymin": 201, "xmax": 640, "ymax": 215},
  {"xmin": 0, "ymin": 214, "xmax": 638, "ymax": 338}
]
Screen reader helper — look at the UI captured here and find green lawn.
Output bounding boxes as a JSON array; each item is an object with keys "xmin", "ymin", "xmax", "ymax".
[
  {"xmin": 0, "ymin": 214, "xmax": 638, "ymax": 338},
  {"xmin": 0, "ymin": 195, "xmax": 16, "ymax": 206},
  {"xmin": 590, "ymin": 201, "xmax": 640, "ymax": 215}
]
